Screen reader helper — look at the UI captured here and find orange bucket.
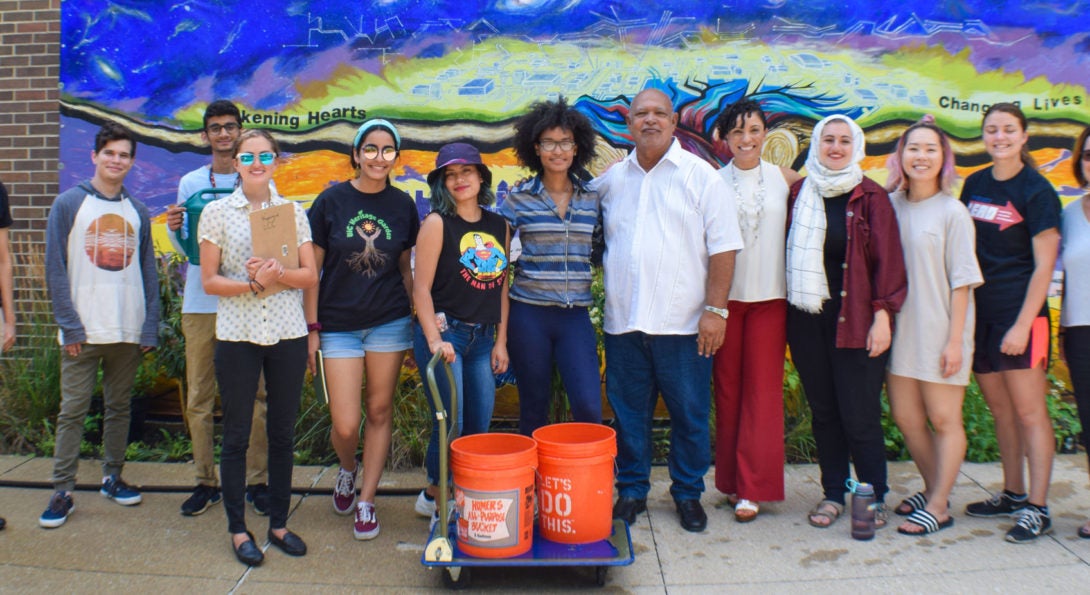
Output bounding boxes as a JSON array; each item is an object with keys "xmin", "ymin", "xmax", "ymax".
[
  {"xmin": 451, "ymin": 433, "xmax": 537, "ymax": 558},
  {"xmin": 532, "ymin": 422, "xmax": 617, "ymax": 544}
]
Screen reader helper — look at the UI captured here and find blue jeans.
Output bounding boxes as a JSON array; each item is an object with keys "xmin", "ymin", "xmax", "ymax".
[
  {"xmin": 508, "ymin": 300, "xmax": 602, "ymax": 435},
  {"xmin": 414, "ymin": 318, "xmax": 497, "ymax": 485},
  {"xmin": 604, "ymin": 332, "xmax": 711, "ymax": 501}
]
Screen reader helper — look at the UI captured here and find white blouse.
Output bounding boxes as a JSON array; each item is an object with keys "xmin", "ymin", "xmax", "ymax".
[
  {"xmin": 720, "ymin": 159, "xmax": 790, "ymax": 302},
  {"xmin": 198, "ymin": 189, "xmax": 312, "ymax": 345}
]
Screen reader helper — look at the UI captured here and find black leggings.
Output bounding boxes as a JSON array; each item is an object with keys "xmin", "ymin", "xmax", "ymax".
[
  {"xmin": 216, "ymin": 337, "xmax": 307, "ymax": 534},
  {"xmin": 1064, "ymin": 327, "xmax": 1090, "ymax": 467}
]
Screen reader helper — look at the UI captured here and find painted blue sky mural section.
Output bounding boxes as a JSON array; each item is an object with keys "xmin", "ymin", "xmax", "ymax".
[{"xmin": 62, "ymin": 1, "xmax": 1090, "ymax": 121}]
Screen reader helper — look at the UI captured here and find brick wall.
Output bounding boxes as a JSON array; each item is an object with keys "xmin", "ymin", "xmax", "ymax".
[{"xmin": 0, "ymin": 0, "xmax": 61, "ymax": 346}]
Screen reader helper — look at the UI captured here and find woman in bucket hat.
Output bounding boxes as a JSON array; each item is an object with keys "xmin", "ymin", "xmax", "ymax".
[{"xmin": 412, "ymin": 142, "xmax": 511, "ymax": 527}]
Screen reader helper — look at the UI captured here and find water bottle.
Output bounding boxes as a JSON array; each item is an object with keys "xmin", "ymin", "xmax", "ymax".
[{"xmin": 846, "ymin": 479, "xmax": 876, "ymax": 541}]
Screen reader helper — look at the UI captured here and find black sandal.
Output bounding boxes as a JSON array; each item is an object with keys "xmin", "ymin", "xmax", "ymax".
[
  {"xmin": 897, "ymin": 509, "xmax": 954, "ymax": 535},
  {"xmin": 895, "ymin": 492, "xmax": 927, "ymax": 516}
]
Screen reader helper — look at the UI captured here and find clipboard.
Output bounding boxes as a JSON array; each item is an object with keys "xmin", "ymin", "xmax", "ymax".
[
  {"xmin": 313, "ymin": 349, "xmax": 329, "ymax": 405},
  {"xmin": 250, "ymin": 202, "xmax": 298, "ymax": 295}
]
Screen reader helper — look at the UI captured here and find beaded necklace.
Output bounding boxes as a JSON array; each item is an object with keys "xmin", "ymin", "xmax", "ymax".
[{"xmin": 731, "ymin": 160, "xmax": 766, "ymax": 243}]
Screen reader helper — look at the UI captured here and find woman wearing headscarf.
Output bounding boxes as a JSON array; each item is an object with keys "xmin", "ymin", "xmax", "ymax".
[{"xmin": 785, "ymin": 115, "xmax": 907, "ymax": 529}]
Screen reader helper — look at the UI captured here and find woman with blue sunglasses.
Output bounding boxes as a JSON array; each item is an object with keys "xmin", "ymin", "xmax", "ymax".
[{"xmin": 199, "ymin": 129, "xmax": 318, "ymax": 566}]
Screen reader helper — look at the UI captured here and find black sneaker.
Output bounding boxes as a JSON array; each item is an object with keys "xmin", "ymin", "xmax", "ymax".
[
  {"xmin": 246, "ymin": 483, "xmax": 270, "ymax": 516},
  {"xmin": 181, "ymin": 484, "xmax": 222, "ymax": 516},
  {"xmin": 1006, "ymin": 505, "xmax": 1052, "ymax": 543},
  {"xmin": 965, "ymin": 491, "xmax": 1027, "ymax": 517}
]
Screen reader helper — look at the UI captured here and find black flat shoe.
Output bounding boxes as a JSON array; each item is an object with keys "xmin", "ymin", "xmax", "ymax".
[
  {"xmin": 233, "ymin": 531, "xmax": 264, "ymax": 566},
  {"xmin": 676, "ymin": 499, "xmax": 707, "ymax": 532},
  {"xmin": 268, "ymin": 529, "xmax": 307, "ymax": 556},
  {"xmin": 611, "ymin": 496, "xmax": 647, "ymax": 525}
]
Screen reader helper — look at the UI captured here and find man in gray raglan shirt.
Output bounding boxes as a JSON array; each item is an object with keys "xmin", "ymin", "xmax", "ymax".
[{"xmin": 40, "ymin": 120, "xmax": 159, "ymax": 529}]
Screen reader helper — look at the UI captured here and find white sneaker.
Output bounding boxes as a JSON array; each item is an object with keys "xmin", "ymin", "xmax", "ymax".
[{"xmin": 415, "ymin": 490, "xmax": 436, "ymax": 518}]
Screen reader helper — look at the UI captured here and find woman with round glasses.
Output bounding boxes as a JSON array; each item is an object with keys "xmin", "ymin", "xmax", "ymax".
[
  {"xmin": 708, "ymin": 99, "xmax": 801, "ymax": 523},
  {"xmin": 501, "ymin": 96, "xmax": 602, "ymax": 435},
  {"xmin": 304, "ymin": 119, "xmax": 419, "ymax": 540},
  {"xmin": 199, "ymin": 129, "xmax": 318, "ymax": 565},
  {"xmin": 1062, "ymin": 125, "xmax": 1090, "ymax": 540}
]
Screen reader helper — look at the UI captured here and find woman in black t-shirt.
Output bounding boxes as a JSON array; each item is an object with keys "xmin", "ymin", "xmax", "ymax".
[
  {"xmin": 411, "ymin": 142, "xmax": 510, "ymax": 525},
  {"xmin": 959, "ymin": 103, "xmax": 1061, "ymax": 544},
  {"xmin": 304, "ymin": 119, "xmax": 419, "ymax": 540}
]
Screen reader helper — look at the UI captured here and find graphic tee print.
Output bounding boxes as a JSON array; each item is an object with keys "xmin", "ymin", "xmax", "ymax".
[
  {"xmin": 458, "ymin": 231, "xmax": 508, "ymax": 288},
  {"xmin": 308, "ymin": 182, "xmax": 419, "ymax": 331},
  {"xmin": 85, "ymin": 213, "xmax": 137, "ymax": 271},
  {"xmin": 431, "ymin": 210, "xmax": 509, "ymax": 324}
]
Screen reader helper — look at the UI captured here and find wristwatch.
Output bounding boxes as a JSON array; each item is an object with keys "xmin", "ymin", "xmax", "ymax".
[{"xmin": 704, "ymin": 305, "xmax": 729, "ymax": 320}]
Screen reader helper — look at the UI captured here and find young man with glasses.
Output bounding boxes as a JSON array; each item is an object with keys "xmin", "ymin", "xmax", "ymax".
[
  {"xmin": 41, "ymin": 121, "xmax": 160, "ymax": 528},
  {"xmin": 167, "ymin": 100, "xmax": 271, "ymax": 517}
]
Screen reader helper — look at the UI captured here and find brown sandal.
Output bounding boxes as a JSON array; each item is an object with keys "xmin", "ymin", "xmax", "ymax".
[{"xmin": 808, "ymin": 499, "xmax": 843, "ymax": 528}]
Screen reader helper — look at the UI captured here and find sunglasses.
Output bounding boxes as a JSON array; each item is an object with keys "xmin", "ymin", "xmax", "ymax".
[
  {"xmin": 238, "ymin": 152, "xmax": 276, "ymax": 166},
  {"xmin": 361, "ymin": 144, "xmax": 398, "ymax": 161}
]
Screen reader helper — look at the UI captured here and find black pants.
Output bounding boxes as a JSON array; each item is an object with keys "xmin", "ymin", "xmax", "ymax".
[
  {"xmin": 1064, "ymin": 327, "xmax": 1090, "ymax": 467},
  {"xmin": 216, "ymin": 337, "xmax": 307, "ymax": 534},
  {"xmin": 787, "ymin": 303, "xmax": 889, "ymax": 504}
]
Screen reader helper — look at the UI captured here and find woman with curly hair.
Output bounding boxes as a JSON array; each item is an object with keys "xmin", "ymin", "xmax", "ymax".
[
  {"xmin": 304, "ymin": 119, "xmax": 419, "ymax": 540},
  {"xmin": 501, "ymin": 96, "xmax": 602, "ymax": 435},
  {"xmin": 884, "ymin": 115, "xmax": 982, "ymax": 536},
  {"xmin": 708, "ymin": 99, "xmax": 801, "ymax": 523}
]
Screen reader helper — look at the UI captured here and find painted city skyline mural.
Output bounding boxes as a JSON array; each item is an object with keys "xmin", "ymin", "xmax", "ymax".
[{"xmin": 59, "ymin": 1, "xmax": 1090, "ymax": 251}]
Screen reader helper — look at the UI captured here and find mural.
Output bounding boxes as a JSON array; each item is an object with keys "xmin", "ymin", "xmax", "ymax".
[{"xmin": 59, "ymin": 0, "xmax": 1090, "ymax": 255}]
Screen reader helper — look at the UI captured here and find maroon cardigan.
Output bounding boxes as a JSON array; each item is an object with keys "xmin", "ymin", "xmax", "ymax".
[{"xmin": 786, "ymin": 176, "xmax": 907, "ymax": 349}]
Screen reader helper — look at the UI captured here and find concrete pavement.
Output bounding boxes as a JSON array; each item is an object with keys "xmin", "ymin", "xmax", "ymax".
[{"xmin": 2, "ymin": 454, "xmax": 1090, "ymax": 593}]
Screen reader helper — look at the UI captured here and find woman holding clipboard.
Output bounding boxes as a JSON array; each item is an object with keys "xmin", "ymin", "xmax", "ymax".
[{"xmin": 199, "ymin": 129, "xmax": 318, "ymax": 566}]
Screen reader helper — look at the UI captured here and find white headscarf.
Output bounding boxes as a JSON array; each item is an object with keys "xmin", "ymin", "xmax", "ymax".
[{"xmin": 786, "ymin": 115, "xmax": 867, "ymax": 313}]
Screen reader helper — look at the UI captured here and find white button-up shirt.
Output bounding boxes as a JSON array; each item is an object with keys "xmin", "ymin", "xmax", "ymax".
[
  {"xmin": 597, "ymin": 139, "xmax": 742, "ymax": 335},
  {"xmin": 198, "ymin": 189, "xmax": 312, "ymax": 345}
]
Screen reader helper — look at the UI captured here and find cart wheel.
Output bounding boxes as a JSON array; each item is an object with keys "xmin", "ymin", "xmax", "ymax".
[
  {"xmin": 595, "ymin": 566, "xmax": 608, "ymax": 587},
  {"xmin": 442, "ymin": 566, "xmax": 472, "ymax": 590}
]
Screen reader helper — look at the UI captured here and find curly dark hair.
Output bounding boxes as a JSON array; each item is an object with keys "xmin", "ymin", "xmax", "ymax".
[
  {"xmin": 712, "ymin": 98, "xmax": 768, "ymax": 141},
  {"xmin": 512, "ymin": 96, "xmax": 597, "ymax": 176}
]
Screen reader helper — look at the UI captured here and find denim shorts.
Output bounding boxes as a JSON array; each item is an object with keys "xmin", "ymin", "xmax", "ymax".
[{"xmin": 320, "ymin": 315, "xmax": 412, "ymax": 358}]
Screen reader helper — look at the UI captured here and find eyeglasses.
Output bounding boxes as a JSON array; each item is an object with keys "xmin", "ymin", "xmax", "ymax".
[
  {"xmin": 538, "ymin": 140, "xmax": 576, "ymax": 152},
  {"xmin": 361, "ymin": 144, "xmax": 398, "ymax": 161},
  {"xmin": 207, "ymin": 123, "xmax": 240, "ymax": 135},
  {"xmin": 238, "ymin": 152, "xmax": 276, "ymax": 166},
  {"xmin": 1081, "ymin": 150, "xmax": 1090, "ymax": 162}
]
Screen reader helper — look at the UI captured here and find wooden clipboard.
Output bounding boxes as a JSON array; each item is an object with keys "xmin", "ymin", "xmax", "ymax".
[{"xmin": 250, "ymin": 202, "xmax": 298, "ymax": 295}]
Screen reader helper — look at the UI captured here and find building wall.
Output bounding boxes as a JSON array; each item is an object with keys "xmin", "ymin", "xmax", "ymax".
[{"xmin": 0, "ymin": 0, "xmax": 61, "ymax": 338}]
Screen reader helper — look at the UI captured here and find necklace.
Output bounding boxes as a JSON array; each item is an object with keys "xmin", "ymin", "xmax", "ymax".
[{"xmin": 731, "ymin": 161, "xmax": 765, "ymax": 243}]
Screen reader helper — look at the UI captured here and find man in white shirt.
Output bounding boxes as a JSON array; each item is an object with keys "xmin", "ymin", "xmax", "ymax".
[{"xmin": 598, "ymin": 88, "xmax": 742, "ymax": 532}]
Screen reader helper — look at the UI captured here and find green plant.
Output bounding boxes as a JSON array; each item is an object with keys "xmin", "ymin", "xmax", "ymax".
[{"xmin": 0, "ymin": 242, "xmax": 63, "ymax": 454}]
